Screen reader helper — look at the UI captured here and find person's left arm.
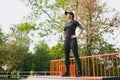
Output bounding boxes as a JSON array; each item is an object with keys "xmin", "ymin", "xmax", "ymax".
[{"xmin": 71, "ymin": 21, "xmax": 84, "ymax": 38}]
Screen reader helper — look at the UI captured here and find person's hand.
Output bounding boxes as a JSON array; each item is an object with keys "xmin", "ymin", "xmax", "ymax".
[{"xmin": 71, "ymin": 35, "xmax": 78, "ymax": 38}]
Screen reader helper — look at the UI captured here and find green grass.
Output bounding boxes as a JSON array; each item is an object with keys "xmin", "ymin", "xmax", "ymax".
[{"xmin": 0, "ymin": 78, "xmax": 18, "ymax": 80}]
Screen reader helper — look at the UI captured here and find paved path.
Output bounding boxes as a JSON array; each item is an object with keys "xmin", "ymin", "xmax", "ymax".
[
  {"xmin": 26, "ymin": 76, "xmax": 102, "ymax": 80},
  {"xmin": 20, "ymin": 76, "xmax": 120, "ymax": 80}
]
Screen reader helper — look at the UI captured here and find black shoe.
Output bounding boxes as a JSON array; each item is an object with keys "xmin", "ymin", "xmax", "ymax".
[
  {"xmin": 62, "ymin": 72, "xmax": 70, "ymax": 77},
  {"xmin": 76, "ymin": 71, "xmax": 82, "ymax": 77}
]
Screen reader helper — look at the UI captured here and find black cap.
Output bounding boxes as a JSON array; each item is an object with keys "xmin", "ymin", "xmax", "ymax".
[{"xmin": 65, "ymin": 10, "xmax": 74, "ymax": 19}]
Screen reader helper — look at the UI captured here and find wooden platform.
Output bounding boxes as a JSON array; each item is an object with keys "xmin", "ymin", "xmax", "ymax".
[{"xmin": 28, "ymin": 76, "xmax": 103, "ymax": 80}]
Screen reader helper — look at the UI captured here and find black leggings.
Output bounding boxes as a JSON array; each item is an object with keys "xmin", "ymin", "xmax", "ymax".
[{"xmin": 64, "ymin": 38, "xmax": 82, "ymax": 74}]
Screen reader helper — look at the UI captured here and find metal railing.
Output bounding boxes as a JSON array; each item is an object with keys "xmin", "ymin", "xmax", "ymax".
[
  {"xmin": 0, "ymin": 71, "xmax": 51, "ymax": 78},
  {"xmin": 50, "ymin": 53, "xmax": 120, "ymax": 76}
]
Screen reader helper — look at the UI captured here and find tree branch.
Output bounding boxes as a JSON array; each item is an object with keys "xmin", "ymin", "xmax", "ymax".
[{"xmin": 42, "ymin": 8, "xmax": 59, "ymax": 24}]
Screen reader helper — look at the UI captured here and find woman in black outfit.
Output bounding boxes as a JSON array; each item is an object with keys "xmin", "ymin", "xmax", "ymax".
[{"xmin": 62, "ymin": 11, "xmax": 84, "ymax": 77}]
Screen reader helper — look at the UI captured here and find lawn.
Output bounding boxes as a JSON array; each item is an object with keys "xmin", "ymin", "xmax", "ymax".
[{"xmin": 0, "ymin": 78, "xmax": 18, "ymax": 80}]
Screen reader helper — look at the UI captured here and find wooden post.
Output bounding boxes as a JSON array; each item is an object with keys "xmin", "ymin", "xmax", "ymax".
[
  {"xmin": 96, "ymin": 57, "xmax": 98, "ymax": 76},
  {"xmin": 88, "ymin": 58, "xmax": 90, "ymax": 76},
  {"xmin": 112, "ymin": 55, "xmax": 115, "ymax": 76},
  {"xmin": 104, "ymin": 56, "xmax": 106, "ymax": 76},
  {"xmin": 92, "ymin": 56, "xmax": 95, "ymax": 76},
  {"xmin": 100, "ymin": 60, "xmax": 102, "ymax": 76},
  {"xmin": 116, "ymin": 55, "xmax": 119, "ymax": 76},
  {"xmin": 108, "ymin": 57, "xmax": 110, "ymax": 76}
]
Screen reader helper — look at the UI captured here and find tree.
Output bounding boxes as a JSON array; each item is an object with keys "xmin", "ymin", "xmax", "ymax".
[
  {"xmin": 16, "ymin": 53, "xmax": 34, "ymax": 71},
  {"xmin": 61, "ymin": 0, "xmax": 120, "ymax": 75},
  {"xmin": 50, "ymin": 43, "xmax": 64, "ymax": 59},
  {"xmin": 20, "ymin": 0, "xmax": 66, "ymax": 42},
  {"xmin": 0, "ymin": 22, "xmax": 36, "ymax": 71},
  {"xmin": 16, "ymin": 41, "xmax": 51, "ymax": 71},
  {"xmin": 0, "ymin": 28, "xmax": 7, "ymax": 68},
  {"xmin": 0, "ymin": 28, "xmax": 7, "ymax": 45},
  {"xmin": 33, "ymin": 41, "xmax": 50, "ymax": 71},
  {"xmin": 59, "ymin": 0, "xmax": 120, "ymax": 56},
  {"xmin": 21, "ymin": 0, "xmax": 120, "ymax": 56}
]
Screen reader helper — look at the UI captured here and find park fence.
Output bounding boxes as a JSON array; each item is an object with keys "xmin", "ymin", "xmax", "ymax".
[
  {"xmin": 50, "ymin": 53, "xmax": 120, "ymax": 76},
  {"xmin": 0, "ymin": 71, "xmax": 51, "ymax": 78},
  {"xmin": 0, "ymin": 53, "xmax": 120, "ymax": 78}
]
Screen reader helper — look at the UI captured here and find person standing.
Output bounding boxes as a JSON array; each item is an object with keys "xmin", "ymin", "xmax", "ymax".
[{"xmin": 62, "ymin": 11, "xmax": 84, "ymax": 77}]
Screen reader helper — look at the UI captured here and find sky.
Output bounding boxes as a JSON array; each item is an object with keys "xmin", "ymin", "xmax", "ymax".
[
  {"xmin": 0, "ymin": 0, "xmax": 119, "ymax": 33},
  {"xmin": 0, "ymin": 0, "xmax": 31, "ymax": 32},
  {"xmin": 0, "ymin": 0, "xmax": 120, "ymax": 51}
]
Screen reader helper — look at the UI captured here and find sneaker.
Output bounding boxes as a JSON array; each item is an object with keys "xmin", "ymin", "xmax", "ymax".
[
  {"xmin": 76, "ymin": 71, "xmax": 82, "ymax": 77},
  {"xmin": 62, "ymin": 72, "xmax": 70, "ymax": 77}
]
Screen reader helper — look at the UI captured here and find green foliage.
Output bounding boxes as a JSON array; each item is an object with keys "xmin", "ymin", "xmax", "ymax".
[
  {"xmin": 21, "ymin": 0, "xmax": 63, "ymax": 38},
  {"xmin": 50, "ymin": 43, "xmax": 64, "ymax": 59},
  {"xmin": 0, "ymin": 28, "xmax": 7, "ymax": 45},
  {"xmin": 16, "ymin": 22, "xmax": 36, "ymax": 33},
  {"xmin": 16, "ymin": 41, "xmax": 51, "ymax": 71},
  {"xmin": 0, "ymin": 22, "xmax": 36, "ymax": 71},
  {"xmin": 16, "ymin": 53, "xmax": 34, "ymax": 71},
  {"xmin": 33, "ymin": 41, "xmax": 50, "ymax": 71},
  {"xmin": 20, "ymin": 0, "xmax": 120, "ymax": 57},
  {"xmin": 99, "ymin": 42, "xmax": 118, "ymax": 54},
  {"xmin": 56, "ymin": 0, "xmax": 67, "ymax": 7},
  {"xmin": 11, "ymin": 22, "xmax": 36, "ymax": 34}
]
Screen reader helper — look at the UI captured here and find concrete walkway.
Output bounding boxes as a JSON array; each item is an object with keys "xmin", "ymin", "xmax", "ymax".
[{"xmin": 27, "ymin": 76, "xmax": 102, "ymax": 80}]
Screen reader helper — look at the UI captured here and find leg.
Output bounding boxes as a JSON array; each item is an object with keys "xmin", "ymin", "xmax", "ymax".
[
  {"xmin": 64, "ymin": 40, "xmax": 70, "ymax": 74},
  {"xmin": 71, "ymin": 39, "xmax": 82, "ymax": 75}
]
